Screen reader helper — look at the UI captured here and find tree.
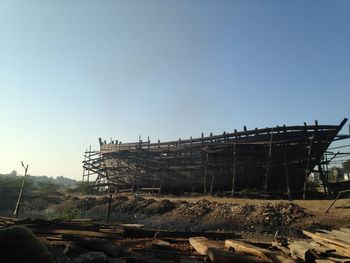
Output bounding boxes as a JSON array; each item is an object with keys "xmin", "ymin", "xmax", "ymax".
[{"xmin": 9, "ymin": 170, "xmax": 17, "ymax": 176}]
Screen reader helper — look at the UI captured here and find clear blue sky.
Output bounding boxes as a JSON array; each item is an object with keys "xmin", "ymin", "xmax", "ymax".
[{"xmin": 1, "ymin": 0, "xmax": 349, "ymax": 179}]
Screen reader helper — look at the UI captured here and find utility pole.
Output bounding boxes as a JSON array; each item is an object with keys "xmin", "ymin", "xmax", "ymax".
[{"xmin": 13, "ymin": 162, "xmax": 29, "ymax": 217}]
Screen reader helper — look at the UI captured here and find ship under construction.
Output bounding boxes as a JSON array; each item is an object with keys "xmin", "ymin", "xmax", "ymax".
[{"xmin": 82, "ymin": 118, "xmax": 349, "ymax": 199}]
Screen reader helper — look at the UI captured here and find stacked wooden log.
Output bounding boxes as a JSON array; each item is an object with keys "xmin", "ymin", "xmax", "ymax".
[
  {"xmin": 189, "ymin": 228, "xmax": 350, "ymax": 263},
  {"xmin": 1, "ymin": 217, "xmax": 350, "ymax": 262}
]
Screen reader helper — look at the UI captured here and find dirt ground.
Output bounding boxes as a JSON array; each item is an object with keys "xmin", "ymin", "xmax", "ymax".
[
  {"xmin": 3, "ymin": 193, "xmax": 350, "ymax": 241},
  {"xmin": 56, "ymin": 195, "xmax": 350, "ymax": 235},
  {"xmin": 136, "ymin": 195, "xmax": 350, "ymax": 238}
]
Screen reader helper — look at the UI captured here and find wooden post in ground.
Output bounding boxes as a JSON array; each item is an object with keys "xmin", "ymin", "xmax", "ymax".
[
  {"xmin": 303, "ymin": 130, "xmax": 315, "ymax": 200},
  {"xmin": 210, "ymin": 156, "xmax": 216, "ymax": 195},
  {"xmin": 14, "ymin": 162, "xmax": 29, "ymax": 217},
  {"xmin": 152, "ymin": 172, "xmax": 157, "ymax": 194},
  {"xmin": 159, "ymin": 169, "xmax": 166, "ymax": 195},
  {"xmin": 284, "ymin": 149, "xmax": 291, "ymax": 200},
  {"xmin": 106, "ymin": 193, "xmax": 113, "ymax": 224},
  {"xmin": 264, "ymin": 129, "xmax": 273, "ymax": 191},
  {"xmin": 204, "ymin": 152, "xmax": 209, "ymax": 194},
  {"xmin": 231, "ymin": 143, "xmax": 237, "ymax": 196},
  {"xmin": 318, "ymin": 164, "xmax": 328, "ymax": 197}
]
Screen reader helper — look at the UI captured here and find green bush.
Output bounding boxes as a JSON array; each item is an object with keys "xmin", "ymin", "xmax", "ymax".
[
  {"xmin": 50, "ymin": 207, "xmax": 82, "ymax": 221},
  {"xmin": 73, "ymin": 181, "xmax": 96, "ymax": 195}
]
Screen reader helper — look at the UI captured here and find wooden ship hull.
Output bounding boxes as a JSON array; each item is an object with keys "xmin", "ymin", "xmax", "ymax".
[{"xmin": 83, "ymin": 119, "xmax": 348, "ymax": 198}]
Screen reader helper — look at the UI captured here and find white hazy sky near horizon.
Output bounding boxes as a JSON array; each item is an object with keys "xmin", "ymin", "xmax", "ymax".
[{"xmin": 0, "ymin": 0, "xmax": 349, "ymax": 179}]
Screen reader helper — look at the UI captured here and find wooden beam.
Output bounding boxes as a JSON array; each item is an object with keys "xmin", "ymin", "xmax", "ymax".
[{"xmin": 284, "ymin": 149, "xmax": 291, "ymax": 200}]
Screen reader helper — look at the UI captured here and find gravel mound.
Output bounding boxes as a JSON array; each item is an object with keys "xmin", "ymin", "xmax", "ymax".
[{"xmin": 43, "ymin": 196, "xmax": 310, "ymax": 232}]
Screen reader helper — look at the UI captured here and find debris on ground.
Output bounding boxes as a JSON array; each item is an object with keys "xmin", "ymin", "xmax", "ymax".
[{"xmin": 1, "ymin": 217, "xmax": 349, "ymax": 262}]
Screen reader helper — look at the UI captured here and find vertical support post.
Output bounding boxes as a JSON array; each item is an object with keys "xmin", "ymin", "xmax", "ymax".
[
  {"xmin": 177, "ymin": 138, "xmax": 181, "ymax": 194},
  {"xmin": 14, "ymin": 162, "xmax": 29, "ymax": 217},
  {"xmin": 87, "ymin": 145, "xmax": 91, "ymax": 182},
  {"xmin": 131, "ymin": 175, "xmax": 135, "ymax": 192},
  {"xmin": 152, "ymin": 172, "xmax": 157, "ymax": 194},
  {"xmin": 159, "ymin": 170, "xmax": 165, "ymax": 195},
  {"xmin": 204, "ymin": 151, "xmax": 209, "ymax": 194},
  {"xmin": 284, "ymin": 149, "xmax": 291, "ymax": 200},
  {"xmin": 210, "ymin": 156, "xmax": 216, "ymax": 195},
  {"xmin": 82, "ymin": 148, "xmax": 87, "ymax": 182},
  {"xmin": 303, "ymin": 131, "xmax": 315, "ymax": 200},
  {"xmin": 106, "ymin": 193, "xmax": 112, "ymax": 224},
  {"xmin": 231, "ymin": 143, "xmax": 236, "ymax": 196},
  {"xmin": 190, "ymin": 137, "xmax": 194, "ymax": 192},
  {"xmin": 264, "ymin": 129, "xmax": 274, "ymax": 191},
  {"xmin": 318, "ymin": 164, "xmax": 328, "ymax": 197}
]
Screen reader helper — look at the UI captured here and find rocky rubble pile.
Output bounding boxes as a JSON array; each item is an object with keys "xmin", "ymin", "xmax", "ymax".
[{"xmin": 71, "ymin": 196, "xmax": 308, "ymax": 227}]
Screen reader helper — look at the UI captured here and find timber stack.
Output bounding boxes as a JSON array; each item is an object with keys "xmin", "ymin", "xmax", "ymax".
[{"xmin": 1, "ymin": 217, "xmax": 350, "ymax": 262}]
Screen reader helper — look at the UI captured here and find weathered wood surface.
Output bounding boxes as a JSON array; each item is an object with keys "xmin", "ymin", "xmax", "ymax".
[
  {"xmin": 62, "ymin": 234, "xmax": 128, "ymax": 257},
  {"xmin": 288, "ymin": 241, "xmax": 318, "ymax": 262},
  {"xmin": 123, "ymin": 227, "xmax": 240, "ymax": 239},
  {"xmin": 303, "ymin": 230, "xmax": 350, "ymax": 257},
  {"xmin": 226, "ymin": 239, "xmax": 295, "ymax": 263},
  {"xmin": 189, "ymin": 237, "xmax": 263, "ymax": 263}
]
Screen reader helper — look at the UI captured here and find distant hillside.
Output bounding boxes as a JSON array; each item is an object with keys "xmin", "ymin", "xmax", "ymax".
[{"xmin": 0, "ymin": 171, "xmax": 78, "ymax": 187}]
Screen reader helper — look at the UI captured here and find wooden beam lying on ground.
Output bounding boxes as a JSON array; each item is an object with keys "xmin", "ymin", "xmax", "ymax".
[
  {"xmin": 62, "ymin": 234, "xmax": 128, "ymax": 257},
  {"xmin": 123, "ymin": 227, "xmax": 241, "ymax": 239},
  {"xmin": 189, "ymin": 237, "xmax": 263, "ymax": 263},
  {"xmin": 225, "ymin": 239, "xmax": 295, "ymax": 263},
  {"xmin": 31, "ymin": 228, "xmax": 120, "ymax": 239},
  {"xmin": 303, "ymin": 230, "xmax": 350, "ymax": 257}
]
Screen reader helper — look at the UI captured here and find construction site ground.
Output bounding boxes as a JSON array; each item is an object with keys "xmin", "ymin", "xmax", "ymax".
[
  {"xmin": 8, "ymin": 193, "xmax": 350, "ymax": 241},
  {"xmin": 2, "ymin": 193, "xmax": 350, "ymax": 262}
]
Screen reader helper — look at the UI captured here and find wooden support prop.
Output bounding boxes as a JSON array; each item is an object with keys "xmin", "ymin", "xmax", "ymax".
[
  {"xmin": 318, "ymin": 164, "xmax": 328, "ymax": 197},
  {"xmin": 232, "ymin": 143, "xmax": 237, "ymax": 196},
  {"xmin": 325, "ymin": 190, "xmax": 350, "ymax": 213},
  {"xmin": 204, "ymin": 152, "xmax": 209, "ymax": 194},
  {"xmin": 264, "ymin": 129, "xmax": 273, "ymax": 191},
  {"xmin": 14, "ymin": 162, "xmax": 29, "ymax": 217},
  {"xmin": 210, "ymin": 157, "xmax": 216, "ymax": 195},
  {"xmin": 284, "ymin": 149, "xmax": 291, "ymax": 200},
  {"xmin": 303, "ymin": 130, "xmax": 315, "ymax": 200},
  {"xmin": 106, "ymin": 194, "xmax": 112, "ymax": 224}
]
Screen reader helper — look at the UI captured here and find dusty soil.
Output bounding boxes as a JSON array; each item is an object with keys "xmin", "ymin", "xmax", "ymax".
[{"xmin": 3, "ymin": 193, "xmax": 350, "ymax": 239}]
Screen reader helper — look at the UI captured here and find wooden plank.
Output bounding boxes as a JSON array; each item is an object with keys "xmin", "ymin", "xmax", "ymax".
[
  {"xmin": 31, "ymin": 228, "xmax": 120, "ymax": 239},
  {"xmin": 288, "ymin": 241, "xmax": 318, "ymax": 262},
  {"xmin": 303, "ymin": 231, "xmax": 350, "ymax": 250},
  {"xmin": 189, "ymin": 237, "xmax": 223, "ymax": 255},
  {"xmin": 319, "ymin": 230, "xmax": 350, "ymax": 244},
  {"xmin": 207, "ymin": 247, "xmax": 265, "ymax": 263},
  {"xmin": 308, "ymin": 241, "xmax": 336, "ymax": 253},
  {"xmin": 226, "ymin": 239, "xmax": 295, "ymax": 263},
  {"xmin": 189, "ymin": 237, "xmax": 263, "ymax": 263},
  {"xmin": 62, "ymin": 234, "xmax": 128, "ymax": 257},
  {"xmin": 331, "ymin": 230, "xmax": 350, "ymax": 239},
  {"xmin": 340, "ymin": 228, "xmax": 350, "ymax": 234},
  {"xmin": 123, "ymin": 227, "xmax": 240, "ymax": 239},
  {"xmin": 315, "ymin": 231, "xmax": 350, "ymax": 247},
  {"xmin": 307, "ymin": 239, "xmax": 350, "ymax": 258},
  {"xmin": 325, "ymin": 253, "xmax": 350, "ymax": 263}
]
